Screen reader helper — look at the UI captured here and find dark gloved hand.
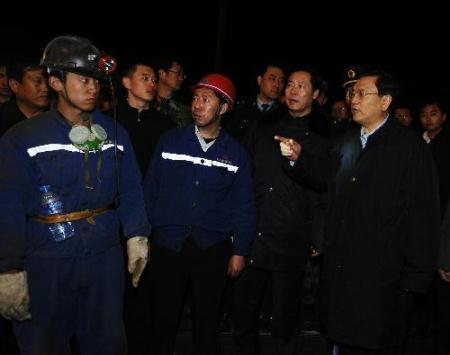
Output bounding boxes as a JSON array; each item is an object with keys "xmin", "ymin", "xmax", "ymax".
[{"xmin": 0, "ymin": 271, "xmax": 32, "ymax": 321}]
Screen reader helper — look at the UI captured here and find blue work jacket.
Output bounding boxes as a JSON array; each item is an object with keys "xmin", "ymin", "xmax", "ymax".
[
  {"xmin": 144, "ymin": 124, "xmax": 255, "ymax": 256},
  {"xmin": 0, "ymin": 109, "xmax": 150, "ymax": 272}
]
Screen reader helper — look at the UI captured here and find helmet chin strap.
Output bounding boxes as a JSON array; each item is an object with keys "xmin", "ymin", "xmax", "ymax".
[
  {"xmin": 62, "ymin": 75, "xmax": 120, "ymax": 207},
  {"xmin": 60, "ymin": 77, "xmax": 87, "ymax": 124},
  {"xmin": 59, "ymin": 76, "xmax": 95, "ymax": 126}
]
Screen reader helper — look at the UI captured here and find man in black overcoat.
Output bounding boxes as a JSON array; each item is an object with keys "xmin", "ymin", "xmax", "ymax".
[
  {"xmin": 322, "ymin": 70, "xmax": 440, "ymax": 355},
  {"xmin": 233, "ymin": 68, "xmax": 329, "ymax": 355}
]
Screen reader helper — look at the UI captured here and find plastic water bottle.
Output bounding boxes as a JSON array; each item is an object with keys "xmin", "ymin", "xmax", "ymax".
[{"xmin": 39, "ymin": 185, "xmax": 75, "ymax": 242}]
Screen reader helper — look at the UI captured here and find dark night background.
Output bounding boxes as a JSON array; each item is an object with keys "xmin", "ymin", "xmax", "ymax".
[{"xmin": 2, "ymin": 2, "xmax": 449, "ymax": 110}]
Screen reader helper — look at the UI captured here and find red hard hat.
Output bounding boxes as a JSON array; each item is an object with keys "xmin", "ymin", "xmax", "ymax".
[{"xmin": 192, "ymin": 73, "xmax": 236, "ymax": 107}]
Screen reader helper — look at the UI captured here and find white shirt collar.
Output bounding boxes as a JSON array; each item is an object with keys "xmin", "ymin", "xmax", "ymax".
[{"xmin": 195, "ymin": 125, "xmax": 218, "ymax": 152}]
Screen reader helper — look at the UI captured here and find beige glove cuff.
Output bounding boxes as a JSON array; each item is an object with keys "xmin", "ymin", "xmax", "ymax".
[{"xmin": 0, "ymin": 271, "xmax": 31, "ymax": 321}]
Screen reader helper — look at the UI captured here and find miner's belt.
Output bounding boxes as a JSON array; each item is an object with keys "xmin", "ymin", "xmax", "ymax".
[{"xmin": 33, "ymin": 207, "xmax": 112, "ymax": 224}]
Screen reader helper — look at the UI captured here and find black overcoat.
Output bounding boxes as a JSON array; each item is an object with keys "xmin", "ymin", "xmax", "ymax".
[{"xmin": 322, "ymin": 117, "xmax": 440, "ymax": 348}]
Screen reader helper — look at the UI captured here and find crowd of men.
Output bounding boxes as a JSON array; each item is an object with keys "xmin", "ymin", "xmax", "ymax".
[{"xmin": 0, "ymin": 35, "xmax": 449, "ymax": 355}]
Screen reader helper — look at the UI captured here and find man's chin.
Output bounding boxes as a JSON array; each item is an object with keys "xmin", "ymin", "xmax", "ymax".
[
  {"xmin": 194, "ymin": 120, "xmax": 204, "ymax": 127},
  {"xmin": 82, "ymin": 103, "xmax": 97, "ymax": 112},
  {"xmin": 35, "ymin": 99, "xmax": 50, "ymax": 108}
]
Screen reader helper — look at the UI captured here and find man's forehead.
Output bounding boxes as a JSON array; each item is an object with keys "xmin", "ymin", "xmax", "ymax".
[
  {"xmin": 194, "ymin": 87, "xmax": 215, "ymax": 96},
  {"xmin": 135, "ymin": 65, "xmax": 155, "ymax": 75},
  {"xmin": 170, "ymin": 61, "xmax": 182, "ymax": 69},
  {"xmin": 66, "ymin": 71, "xmax": 95, "ymax": 80},
  {"xmin": 333, "ymin": 101, "xmax": 346, "ymax": 108},
  {"xmin": 24, "ymin": 67, "xmax": 45, "ymax": 77},
  {"xmin": 265, "ymin": 66, "xmax": 284, "ymax": 76},
  {"xmin": 355, "ymin": 76, "xmax": 376, "ymax": 88},
  {"xmin": 288, "ymin": 71, "xmax": 311, "ymax": 82},
  {"xmin": 421, "ymin": 104, "xmax": 440, "ymax": 112}
]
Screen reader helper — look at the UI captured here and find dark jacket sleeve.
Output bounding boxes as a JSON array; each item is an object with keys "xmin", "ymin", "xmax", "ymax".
[
  {"xmin": 143, "ymin": 135, "xmax": 166, "ymax": 233},
  {"xmin": 116, "ymin": 128, "xmax": 151, "ymax": 238},
  {"xmin": 0, "ymin": 136, "xmax": 29, "ymax": 272},
  {"xmin": 229, "ymin": 149, "xmax": 256, "ymax": 256},
  {"xmin": 282, "ymin": 136, "xmax": 330, "ymax": 192},
  {"xmin": 403, "ymin": 141, "xmax": 440, "ymax": 293},
  {"xmin": 439, "ymin": 198, "xmax": 450, "ymax": 271}
]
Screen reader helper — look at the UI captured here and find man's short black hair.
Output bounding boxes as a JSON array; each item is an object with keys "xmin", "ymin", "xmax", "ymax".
[
  {"xmin": 255, "ymin": 63, "xmax": 285, "ymax": 78},
  {"xmin": 360, "ymin": 69, "xmax": 399, "ymax": 103},
  {"xmin": 152, "ymin": 54, "xmax": 183, "ymax": 72},
  {"xmin": 121, "ymin": 57, "xmax": 154, "ymax": 79},
  {"xmin": 286, "ymin": 66, "xmax": 322, "ymax": 91},
  {"xmin": 419, "ymin": 97, "xmax": 448, "ymax": 114},
  {"xmin": 7, "ymin": 58, "xmax": 44, "ymax": 82}
]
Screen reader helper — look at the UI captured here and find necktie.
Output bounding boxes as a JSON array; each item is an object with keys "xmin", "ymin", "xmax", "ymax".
[{"xmin": 261, "ymin": 103, "xmax": 269, "ymax": 112}]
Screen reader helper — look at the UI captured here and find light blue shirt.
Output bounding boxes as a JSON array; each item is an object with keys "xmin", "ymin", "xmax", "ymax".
[{"xmin": 360, "ymin": 114, "xmax": 389, "ymax": 149}]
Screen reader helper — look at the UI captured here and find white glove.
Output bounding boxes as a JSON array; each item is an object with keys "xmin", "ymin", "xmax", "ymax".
[
  {"xmin": 0, "ymin": 271, "xmax": 32, "ymax": 321},
  {"xmin": 127, "ymin": 236, "xmax": 149, "ymax": 287}
]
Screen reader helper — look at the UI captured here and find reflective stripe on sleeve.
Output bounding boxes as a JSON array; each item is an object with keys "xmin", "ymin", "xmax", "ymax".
[{"xmin": 27, "ymin": 143, "xmax": 124, "ymax": 157}]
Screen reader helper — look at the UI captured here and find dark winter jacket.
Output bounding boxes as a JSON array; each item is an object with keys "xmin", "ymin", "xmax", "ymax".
[
  {"xmin": 247, "ymin": 109, "xmax": 329, "ymax": 271},
  {"xmin": 115, "ymin": 101, "xmax": 176, "ymax": 175},
  {"xmin": 322, "ymin": 117, "xmax": 440, "ymax": 349}
]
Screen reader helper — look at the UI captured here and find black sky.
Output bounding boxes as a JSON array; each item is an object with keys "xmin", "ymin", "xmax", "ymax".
[{"xmin": 2, "ymin": 2, "xmax": 449, "ymax": 108}]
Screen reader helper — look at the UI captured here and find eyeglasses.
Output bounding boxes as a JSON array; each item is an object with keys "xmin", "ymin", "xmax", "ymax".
[
  {"xmin": 349, "ymin": 90, "xmax": 380, "ymax": 100},
  {"xmin": 167, "ymin": 69, "xmax": 187, "ymax": 79}
]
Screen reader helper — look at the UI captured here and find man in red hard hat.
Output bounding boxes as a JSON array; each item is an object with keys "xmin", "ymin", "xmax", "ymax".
[{"xmin": 144, "ymin": 73, "xmax": 256, "ymax": 355}]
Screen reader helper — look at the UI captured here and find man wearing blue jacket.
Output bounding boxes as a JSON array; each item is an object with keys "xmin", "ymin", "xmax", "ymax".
[
  {"xmin": 0, "ymin": 35, "xmax": 149, "ymax": 355},
  {"xmin": 144, "ymin": 73, "xmax": 256, "ymax": 355}
]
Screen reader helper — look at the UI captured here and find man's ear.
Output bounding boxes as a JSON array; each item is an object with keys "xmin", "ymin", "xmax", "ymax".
[
  {"xmin": 122, "ymin": 77, "xmax": 131, "ymax": 90},
  {"xmin": 219, "ymin": 102, "xmax": 229, "ymax": 116},
  {"xmin": 312, "ymin": 89, "xmax": 320, "ymax": 100},
  {"xmin": 257, "ymin": 75, "xmax": 262, "ymax": 87},
  {"xmin": 48, "ymin": 76, "xmax": 63, "ymax": 92},
  {"xmin": 8, "ymin": 79, "xmax": 20, "ymax": 94},
  {"xmin": 381, "ymin": 95, "xmax": 393, "ymax": 111}
]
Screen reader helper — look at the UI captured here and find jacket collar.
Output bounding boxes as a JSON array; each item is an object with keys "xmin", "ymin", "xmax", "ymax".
[{"xmin": 184, "ymin": 123, "xmax": 228, "ymax": 147}]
